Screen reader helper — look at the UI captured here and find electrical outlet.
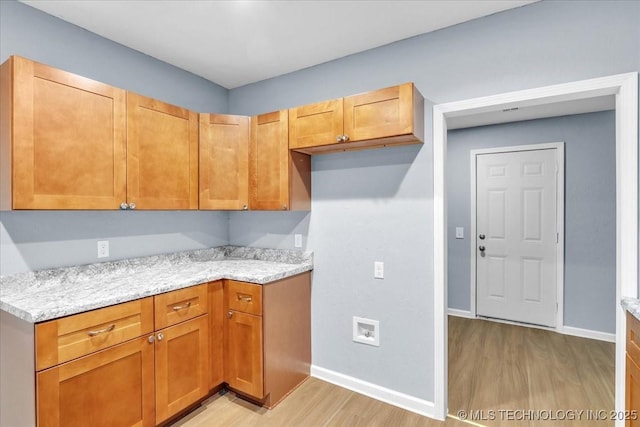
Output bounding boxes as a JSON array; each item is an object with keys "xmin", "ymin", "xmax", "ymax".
[
  {"xmin": 374, "ymin": 261, "xmax": 384, "ymax": 279},
  {"xmin": 455, "ymin": 227, "xmax": 464, "ymax": 239},
  {"xmin": 294, "ymin": 234, "xmax": 302, "ymax": 248},
  {"xmin": 97, "ymin": 240, "xmax": 109, "ymax": 258}
]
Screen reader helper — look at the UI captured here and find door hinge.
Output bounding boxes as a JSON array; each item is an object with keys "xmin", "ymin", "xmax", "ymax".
[
  {"xmin": 556, "ymin": 232, "xmax": 559, "ymax": 243},
  {"xmin": 556, "ymin": 302, "xmax": 559, "ymax": 313}
]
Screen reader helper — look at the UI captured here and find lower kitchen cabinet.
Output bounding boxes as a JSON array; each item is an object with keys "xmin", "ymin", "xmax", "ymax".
[
  {"xmin": 627, "ymin": 312, "xmax": 640, "ymax": 426},
  {"xmin": 209, "ymin": 281, "xmax": 225, "ymax": 389},
  {"xmin": 225, "ymin": 310, "xmax": 264, "ymax": 398},
  {"xmin": 224, "ymin": 272, "xmax": 311, "ymax": 408},
  {"xmin": 3, "ymin": 274, "xmax": 310, "ymax": 426},
  {"xmin": 36, "ymin": 335, "xmax": 155, "ymax": 427},
  {"xmin": 34, "ymin": 284, "xmax": 210, "ymax": 427},
  {"xmin": 155, "ymin": 315, "xmax": 209, "ymax": 424}
]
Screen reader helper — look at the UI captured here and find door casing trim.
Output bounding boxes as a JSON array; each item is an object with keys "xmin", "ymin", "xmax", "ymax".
[{"xmin": 432, "ymin": 72, "xmax": 638, "ymax": 423}]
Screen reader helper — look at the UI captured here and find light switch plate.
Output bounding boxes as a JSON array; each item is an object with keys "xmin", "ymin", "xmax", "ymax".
[
  {"xmin": 455, "ymin": 227, "xmax": 464, "ymax": 239},
  {"xmin": 374, "ymin": 261, "xmax": 384, "ymax": 279}
]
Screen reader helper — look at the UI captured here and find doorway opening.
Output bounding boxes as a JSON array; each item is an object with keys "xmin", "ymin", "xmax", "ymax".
[{"xmin": 432, "ymin": 72, "xmax": 638, "ymax": 421}]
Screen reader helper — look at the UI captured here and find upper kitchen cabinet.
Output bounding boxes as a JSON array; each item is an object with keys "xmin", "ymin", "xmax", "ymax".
[
  {"xmin": 199, "ymin": 114, "xmax": 249, "ymax": 210},
  {"xmin": 0, "ymin": 56, "xmax": 127, "ymax": 210},
  {"xmin": 127, "ymin": 93, "xmax": 198, "ymax": 210},
  {"xmin": 249, "ymin": 110, "xmax": 310, "ymax": 211},
  {"xmin": 289, "ymin": 83, "xmax": 424, "ymax": 154}
]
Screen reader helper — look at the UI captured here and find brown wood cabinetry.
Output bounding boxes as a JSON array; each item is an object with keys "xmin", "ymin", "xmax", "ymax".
[
  {"xmin": 34, "ymin": 284, "xmax": 210, "ymax": 426},
  {"xmin": 249, "ymin": 110, "xmax": 311, "ymax": 211},
  {"xmin": 0, "ymin": 55, "xmax": 127, "ymax": 210},
  {"xmin": 289, "ymin": 83, "xmax": 424, "ymax": 154},
  {"xmin": 199, "ymin": 114, "xmax": 250, "ymax": 210},
  {"xmin": 36, "ymin": 335, "xmax": 156, "ymax": 427},
  {"xmin": 627, "ymin": 312, "xmax": 640, "ymax": 425},
  {"xmin": 224, "ymin": 273, "xmax": 311, "ymax": 408},
  {"xmin": 1, "ymin": 56, "xmax": 198, "ymax": 210},
  {"xmin": 155, "ymin": 315, "xmax": 209, "ymax": 424},
  {"xmin": 209, "ymin": 281, "xmax": 225, "ymax": 389},
  {"xmin": 127, "ymin": 93, "xmax": 198, "ymax": 210}
]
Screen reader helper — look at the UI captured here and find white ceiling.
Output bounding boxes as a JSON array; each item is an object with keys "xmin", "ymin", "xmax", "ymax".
[{"xmin": 21, "ymin": 0, "xmax": 537, "ymax": 89}]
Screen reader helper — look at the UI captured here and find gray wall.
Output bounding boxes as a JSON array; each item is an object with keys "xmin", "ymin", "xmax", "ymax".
[
  {"xmin": 228, "ymin": 0, "xmax": 639, "ymax": 403},
  {"xmin": 0, "ymin": 0, "xmax": 638, "ymax": 407},
  {"xmin": 447, "ymin": 111, "xmax": 616, "ymax": 333},
  {"xmin": 0, "ymin": 0, "xmax": 231, "ymax": 276}
]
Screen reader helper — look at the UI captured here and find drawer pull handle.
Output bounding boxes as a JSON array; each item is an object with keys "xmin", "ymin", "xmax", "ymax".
[
  {"xmin": 172, "ymin": 301, "xmax": 192, "ymax": 311},
  {"xmin": 88, "ymin": 324, "xmax": 115, "ymax": 337},
  {"xmin": 237, "ymin": 294, "xmax": 253, "ymax": 303}
]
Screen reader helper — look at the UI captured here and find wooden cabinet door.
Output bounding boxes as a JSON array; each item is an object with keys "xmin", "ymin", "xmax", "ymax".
[
  {"xmin": 249, "ymin": 110, "xmax": 289, "ymax": 210},
  {"xmin": 343, "ymin": 83, "xmax": 415, "ymax": 142},
  {"xmin": 155, "ymin": 315, "xmax": 209, "ymax": 424},
  {"xmin": 225, "ymin": 310, "xmax": 263, "ymax": 399},
  {"xmin": 289, "ymin": 99, "xmax": 343, "ymax": 150},
  {"xmin": 127, "ymin": 92, "xmax": 198, "ymax": 210},
  {"xmin": 36, "ymin": 335, "xmax": 154, "ymax": 427},
  {"xmin": 199, "ymin": 114, "xmax": 249, "ymax": 210},
  {"xmin": 209, "ymin": 281, "xmax": 224, "ymax": 389},
  {"xmin": 7, "ymin": 56, "xmax": 126, "ymax": 209},
  {"xmin": 627, "ymin": 354, "xmax": 640, "ymax": 426}
]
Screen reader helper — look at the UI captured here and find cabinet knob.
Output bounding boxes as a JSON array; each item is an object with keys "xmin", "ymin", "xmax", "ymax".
[
  {"xmin": 242, "ymin": 204, "xmax": 248, "ymax": 211},
  {"xmin": 120, "ymin": 202, "xmax": 128, "ymax": 210},
  {"xmin": 336, "ymin": 135, "xmax": 343, "ymax": 142},
  {"xmin": 227, "ymin": 311, "xmax": 233, "ymax": 319},
  {"xmin": 157, "ymin": 333, "xmax": 164, "ymax": 341},
  {"xmin": 148, "ymin": 335, "xmax": 155, "ymax": 344},
  {"xmin": 342, "ymin": 134, "xmax": 349, "ymax": 142},
  {"xmin": 128, "ymin": 202, "xmax": 136, "ymax": 210},
  {"xmin": 282, "ymin": 204, "xmax": 287, "ymax": 211}
]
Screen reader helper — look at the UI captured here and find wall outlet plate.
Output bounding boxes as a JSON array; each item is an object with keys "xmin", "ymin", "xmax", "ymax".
[
  {"xmin": 97, "ymin": 240, "xmax": 109, "ymax": 258},
  {"xmin": 294, "ymin": 234, "xmax": 302, "ymax": 248}
]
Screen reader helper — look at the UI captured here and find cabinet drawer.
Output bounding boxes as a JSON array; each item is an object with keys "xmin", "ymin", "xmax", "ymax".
[
  {"xmin": 154, "ymin": 284, "xmax": 208, "ymax": 329},
  {"xmin": 628, "ymin": 312, "xmax": 640, "ymax": 365},
  {"xmin": 226, "ymin": 280, "xmax": 262, "ymax": 316},
  {"xmin": 35, "ymin": 297, "xmax": 154, "ymax": 371}
]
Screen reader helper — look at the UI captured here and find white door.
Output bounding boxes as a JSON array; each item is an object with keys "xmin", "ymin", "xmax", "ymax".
[{"xmin": 476, "ymin": 148, "xmax": 558, "ymax": 327}]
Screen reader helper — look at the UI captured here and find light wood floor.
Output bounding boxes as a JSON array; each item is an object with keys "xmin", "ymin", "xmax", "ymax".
[{"xmin": 171, "ymin": 316, "xmax": 614, "ymax": 427}]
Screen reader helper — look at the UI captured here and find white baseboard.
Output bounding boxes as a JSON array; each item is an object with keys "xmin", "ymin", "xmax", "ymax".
[
  {"xmin": 449, "ymin": 310, "xmax": 615, "ymax": 343},
  {"xmin": 561, "ymin": 325, "xmax": 616, "ymax": 343},
  {"xmin": 310, "ymin": 365, "xmax": 437, "ymax": 420},
  {"xmin": 447, "ymin": 308, "xmax": 474, "ymax": 318}
]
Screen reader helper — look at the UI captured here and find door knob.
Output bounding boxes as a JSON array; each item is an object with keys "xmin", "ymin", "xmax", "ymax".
[
  {"xmin": 479, "ymin": 246, "xmax": 485, "ymax": 251},
  {"xmin": 479, "ymin": 234, "xmax": 485, "ymax": 240}
]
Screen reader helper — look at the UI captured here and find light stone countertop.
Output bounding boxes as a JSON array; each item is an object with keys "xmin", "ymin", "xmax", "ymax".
[
  {"xmin": 622, "ymin": 297, "xmax": 640, "ymax": 322},
  {"xmin": 0, "ymin": 246, "xmax": 313, "ymax": 323}
]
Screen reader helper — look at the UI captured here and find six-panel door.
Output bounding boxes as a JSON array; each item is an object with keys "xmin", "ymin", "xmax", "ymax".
[{"xmin": 7, "ymin": 56, "xmax": 127, "ymax": 209}]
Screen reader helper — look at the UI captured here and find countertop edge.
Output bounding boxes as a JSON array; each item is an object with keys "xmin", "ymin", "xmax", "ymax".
[
  {"xmin": 1, "ymin": 252, "xmax": 313, "ymax": 324},
  {"xmin": 622, "ymin": 297, "xmax": 640, "ymax": 321}
]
